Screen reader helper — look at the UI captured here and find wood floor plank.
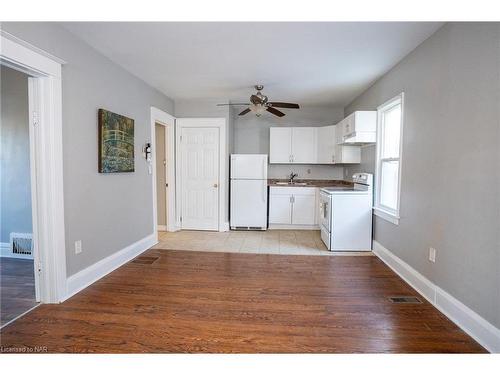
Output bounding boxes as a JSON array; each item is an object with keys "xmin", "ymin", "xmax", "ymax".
[
  {"xmin": 0, "ymin": 250, "xmax": 486, "ymax": 353},
  {"xmin": 0, "ymin": 258, "xmax": 38, "ymax": 326}
]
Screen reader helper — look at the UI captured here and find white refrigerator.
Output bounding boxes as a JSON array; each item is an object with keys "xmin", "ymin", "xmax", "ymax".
[{"xmin": 230, "ymin": 154, "xmax": 268, "ymax": 230}]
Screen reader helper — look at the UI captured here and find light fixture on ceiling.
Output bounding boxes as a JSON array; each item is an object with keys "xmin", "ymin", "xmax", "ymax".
[
  {"xmin": 249, "ymin": 103, "xmax": 267, "ymax": 117},
  {"xmin": 217, "ymin": 85, "xmax": 300, "ymax": 118}
]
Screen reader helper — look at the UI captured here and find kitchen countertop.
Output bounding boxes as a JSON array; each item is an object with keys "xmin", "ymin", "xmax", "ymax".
[{"xmin": 268, "ymin": 179, "xmax": 354, "ymax": 188}]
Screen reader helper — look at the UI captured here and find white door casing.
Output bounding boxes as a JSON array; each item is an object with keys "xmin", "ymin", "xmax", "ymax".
[
  {"xmin": 180, "ymin": 127, "xmax": 220, "ymax": 230},
  {"xmin": 1, "ymin": 31, "xmax": 66, "ymax": 303},
  {"xmin": 150, "ymin": 106, "xmax": 176, "ymax": 239}
]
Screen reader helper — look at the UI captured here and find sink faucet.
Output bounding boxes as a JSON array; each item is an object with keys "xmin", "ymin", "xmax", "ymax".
[{"xmin": 289, "ymin": 172, "xmax": 298, "ymax": 184}]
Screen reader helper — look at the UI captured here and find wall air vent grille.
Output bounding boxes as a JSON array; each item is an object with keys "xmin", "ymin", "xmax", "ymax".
[{"xmin": 10, "ymin": 233, "xmax": 33, "ymax": 256}]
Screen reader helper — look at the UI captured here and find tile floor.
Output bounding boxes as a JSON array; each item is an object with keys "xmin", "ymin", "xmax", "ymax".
[{"xmin": 154, "ymin": 230, "xmax": 373, "ymax": 256}]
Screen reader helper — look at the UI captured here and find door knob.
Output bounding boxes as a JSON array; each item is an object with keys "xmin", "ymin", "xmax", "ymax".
[{"xmin": 213, "ymin": 183, "xmax": 218, "ymax": 188}]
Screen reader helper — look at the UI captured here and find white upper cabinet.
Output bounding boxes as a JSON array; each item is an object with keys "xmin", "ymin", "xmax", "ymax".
[
  {"xmin": 291, "ymin": 127, "xmax": 317, "ymax": 163},
  {"xmin": 269, "ymin": 127, "xmax": 292, "ymax": 163},
  {"xmin": 269, "ymin": 127, "xmax": 317, "ymax": 164},
  {"xmin": 334, "ymin": 123, "xmax": 361, "ymax": 163},
  {"xmin": 270, "ymin": 121, "xmax": 366, "ymax": 165},
  {"xmin": 339, "ymin": 111, "xmax": 376, "ymax": 145},
  {"xmin": 317, "ymin": 125, "xmax": 336, "ymax": 164},
  {"xmin": 334, "ymin": 144, "xmax": 361, "ymax": 164}
]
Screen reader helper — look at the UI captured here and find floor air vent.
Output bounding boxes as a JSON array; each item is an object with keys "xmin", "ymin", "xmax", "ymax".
[
  {"xmin": 132, "ymin": 256, "xmax": 159, "ymax": 265},
  {"xmin": 10, "ymin": 233, "xmax": 33, "ymax": 256},
  {"xmin": 388, "ymin": 296, "xmax": 422, "ymax": 304}
]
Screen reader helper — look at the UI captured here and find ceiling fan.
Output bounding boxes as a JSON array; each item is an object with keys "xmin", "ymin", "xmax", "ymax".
[{"xmin": 217, "ymin": 85, "xmax": 300, "ymax": 117}]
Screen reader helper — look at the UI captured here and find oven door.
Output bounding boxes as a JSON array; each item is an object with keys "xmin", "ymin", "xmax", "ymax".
[{"xmin": 319, "ymin": 191, "xmax": 331, "ymax": 232}]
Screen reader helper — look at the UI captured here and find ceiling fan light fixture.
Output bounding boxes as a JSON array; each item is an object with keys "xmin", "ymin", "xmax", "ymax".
[{"xmin": 250, "ymin": 103, "xmax": 267, "ymax": 116}]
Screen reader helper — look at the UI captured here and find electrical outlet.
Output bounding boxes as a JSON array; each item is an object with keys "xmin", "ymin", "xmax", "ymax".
[
  {"xmin": 429, "ymin": 247, "xmax": 436, "ymax": 263},
  {"xmin": 75, "ymin": 240, "xmax": 82, "ymax": 254}
]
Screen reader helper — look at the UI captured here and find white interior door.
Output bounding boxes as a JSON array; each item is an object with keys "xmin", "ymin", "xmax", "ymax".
[{"xmin": 181, "ymin": 127, "xmax": 220, "ymax": 230}]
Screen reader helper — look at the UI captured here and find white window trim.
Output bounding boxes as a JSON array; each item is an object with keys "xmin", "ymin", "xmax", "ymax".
[{"xmin": 374, "ymin": 92, "xmax": 404, "ymax": 225}]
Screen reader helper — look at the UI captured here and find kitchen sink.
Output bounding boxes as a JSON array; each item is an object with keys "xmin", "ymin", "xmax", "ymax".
[{"xmin": 275, "ymin": 182, "xmax": 308, "ymax": 186}]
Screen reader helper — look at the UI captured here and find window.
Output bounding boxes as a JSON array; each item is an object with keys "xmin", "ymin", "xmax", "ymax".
[{"xmin": 374, "ymin": 93, "xmax": 404, "ymax": 225}]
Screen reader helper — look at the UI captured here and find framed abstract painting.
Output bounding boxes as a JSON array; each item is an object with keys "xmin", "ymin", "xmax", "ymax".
[{"xmin": 98, "ymin": 109, "xmax": 135, "ymax": 173}]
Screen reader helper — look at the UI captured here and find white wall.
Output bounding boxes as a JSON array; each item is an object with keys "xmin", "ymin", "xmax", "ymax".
[
  {"xmin": 0, "ymin": 66, "xmax": 32, "ymax": 243},
  {"xmin": 233, "ymin": 105, "xmax": 345, "ymax": 180},
  {"xmin": 345, "ymin": 22, "xmax": 500, "ymax": 330},
  {"xmin": 1, "ymin": 22, "xmax": 175, "ymax": 276}
]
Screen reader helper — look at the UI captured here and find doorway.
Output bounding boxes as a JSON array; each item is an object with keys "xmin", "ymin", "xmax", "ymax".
[
  {"xmin": 155, "ymin": 123, "xmax": 168, "ymax": 231},
  {"xmin": 0, "ymin": 65, "xmax": 39, "ymax": 326},
  {"xmin": 150, "ymin": 107, "xmax": 176, "ymax": 239},
  {"xmin": 1, "ymin": 32, "xmax": 67, "ymax": 307}
]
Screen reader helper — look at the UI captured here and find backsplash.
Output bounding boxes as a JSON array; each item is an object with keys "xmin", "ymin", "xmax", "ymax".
[{"xmin": 268, "ymin": 164, "xmax": 344, "ymax": 180}]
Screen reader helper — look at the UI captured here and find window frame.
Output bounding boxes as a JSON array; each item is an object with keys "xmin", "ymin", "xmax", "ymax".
[{"xmin": 374, "ymin": 92, "xmax": 404, "ymax": 225}]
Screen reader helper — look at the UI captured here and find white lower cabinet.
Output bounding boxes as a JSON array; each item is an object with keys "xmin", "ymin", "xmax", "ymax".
[
  {"xmin": 269, "ymin": 193, "xmax": 293, "ymax": 224},
  {"xmin": 291, "ymin": 194, "xmax": 316, "ymax": 225},
  {"xmin": 269, "ymin": 187, "xmax": 317, "ymax": 226}
]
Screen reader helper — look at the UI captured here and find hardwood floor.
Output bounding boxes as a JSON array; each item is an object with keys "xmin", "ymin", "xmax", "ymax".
[
  {"xmin": 1, "ymin": 258, "xmax": 38, "ymax": 327},
  {"xmin": 0, "ymin": 249, "xmax": 486, "ymax": 353}
]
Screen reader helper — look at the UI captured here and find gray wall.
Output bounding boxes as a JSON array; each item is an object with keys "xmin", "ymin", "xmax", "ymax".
[
  {"xmin": 233, "ymin": 106, "xmax": 345, "ymax": 179},
  {"xmin": 345, "ymin": 23, "xmax": 500, "ymax": 329},
  {"xmin": 1, "ymin": 23, "xmax": 174, "ymax": 276},
  {"xmin": 0, "ymin": 66, "xmax": 32, "ymax": 243}
]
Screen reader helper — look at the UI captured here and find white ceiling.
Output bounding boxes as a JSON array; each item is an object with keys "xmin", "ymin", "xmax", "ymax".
[{"xmin": 62, "ymin": 22, "xmax": 443, "ymax": 107}]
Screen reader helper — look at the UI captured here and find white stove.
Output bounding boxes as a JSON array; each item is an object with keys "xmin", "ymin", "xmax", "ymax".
[{"xmin": 319, "ymin": 173, "xmax": 373, "ymax": 251}]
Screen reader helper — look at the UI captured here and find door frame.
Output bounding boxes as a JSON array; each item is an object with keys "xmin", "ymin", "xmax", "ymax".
[
  {"xmin": 150, "ymin": 107, "xmax": 177, "ymax": 241},
  {"xmin": 176, "ymin": 118, "xmax": 227, "ymax": 232},
  {"xmin": 1, "ymin": 31, "xmax": 67, "ymax": 303}
]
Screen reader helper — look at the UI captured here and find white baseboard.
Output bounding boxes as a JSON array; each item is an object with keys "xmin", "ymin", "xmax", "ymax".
[
  {"xmin": 0, "ymin": 242, "xmax": 33, "ymax": 259},
  {"xmin": 220, "ymin": 221, "xmax": 230, "ymax": 232},
  {"xmin": 157, "ymin": 225, "xmax": 167, "ymax": 231},
  {"xmin": 373, "ymin": 240, "xmax": 500, "ymax": 353},
  {"xmin": 65, "ymin": 233, "xmax": 157, "ymax": 301},
  {"xmin": 268, "ymin": 224, "xmax": 320, "ymax": 230}
]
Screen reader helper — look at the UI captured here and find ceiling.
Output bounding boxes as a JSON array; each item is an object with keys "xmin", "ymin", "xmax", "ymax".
[{"xmin": 62, "ymin": 22, "xmax": 443, "ymax": 107}]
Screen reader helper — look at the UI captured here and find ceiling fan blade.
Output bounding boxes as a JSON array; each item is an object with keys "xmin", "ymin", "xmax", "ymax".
[
  {"xmin": 250, "ymin": 94, "xmax": 263, "ymax": 104},
  {"xmin": 217, "ymin": 103, "xmax": 250, "ymax": 106},
  {"xmin": 268, "ymin": 102, "xmax": 300, "ymax": 109},
  {"xmin": 238, "ymin": 108, "xmax": 251, "ymax": 116},
  {"xmin": 266, "ymin": 107, "xmax": 285, "ymax": 117}
]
